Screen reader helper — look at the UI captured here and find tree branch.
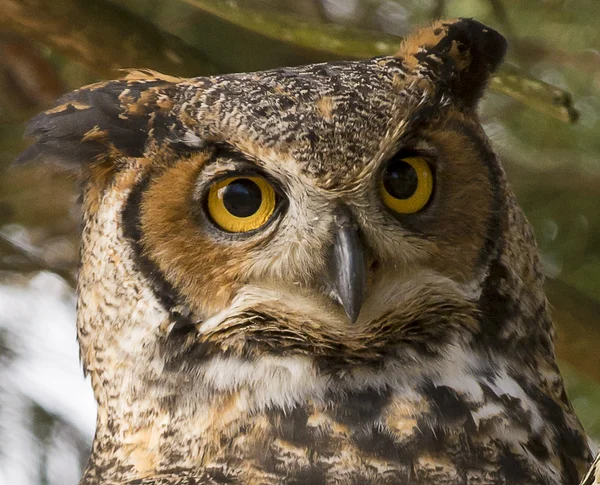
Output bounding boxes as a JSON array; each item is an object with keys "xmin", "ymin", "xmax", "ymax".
[{"xmin": 0, "ymin": 0, "xmax": 222, "ymax": 79}]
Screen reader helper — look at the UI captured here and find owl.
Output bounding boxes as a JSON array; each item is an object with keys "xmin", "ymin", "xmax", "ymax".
[{"xmin": 17, "ymin": 18, "xmax": 593, "ymax": 485}]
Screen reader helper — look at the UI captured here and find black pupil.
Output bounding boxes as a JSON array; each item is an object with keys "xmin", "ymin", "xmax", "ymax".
[
  {"xmin": 383, "ymin": 160, "xmax": 419, "ymax": 200},
  {"xmin": 222, "ymin": 178, "xmax": 262, "ymax": 217}
]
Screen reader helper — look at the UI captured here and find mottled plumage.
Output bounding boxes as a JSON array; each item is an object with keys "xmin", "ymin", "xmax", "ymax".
[{"xmin": 18, "ymin": 19, "xmax": 593, "ymax": 485}]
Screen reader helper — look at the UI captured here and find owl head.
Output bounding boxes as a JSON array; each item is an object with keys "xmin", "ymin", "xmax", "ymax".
[{"xmin": 18, "ymin": 17, "xmax": 557, "ymax": 407}]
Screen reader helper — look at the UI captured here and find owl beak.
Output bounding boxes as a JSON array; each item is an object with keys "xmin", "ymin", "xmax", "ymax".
[{"xmin": 327, "ymin": 209, "xmax": 367, "ymax": 324}]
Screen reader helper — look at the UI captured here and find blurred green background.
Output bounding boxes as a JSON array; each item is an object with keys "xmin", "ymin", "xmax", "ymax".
[{"xmin": 0, "ymin": 1, "xmax": 598, "ymax": 484}]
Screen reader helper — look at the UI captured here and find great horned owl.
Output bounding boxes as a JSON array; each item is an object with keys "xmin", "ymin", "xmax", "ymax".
[{"xmin": 17, "ymin": 18, "xmax": 593, "ymax": 485}]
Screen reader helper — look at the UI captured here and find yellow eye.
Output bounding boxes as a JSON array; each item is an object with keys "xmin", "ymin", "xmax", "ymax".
[
  {"xmin": 207, "ymin": 176, "xmax": 276, "ymax": 233},
  {"xmin": 380, "ymin": 156, "xmax": 433, "ymax": 214}
]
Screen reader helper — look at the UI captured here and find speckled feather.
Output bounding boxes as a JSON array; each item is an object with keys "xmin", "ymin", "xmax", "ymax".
[{"xmin": 18, "ymin": 19, "xmax": 593, "ymax": 485}]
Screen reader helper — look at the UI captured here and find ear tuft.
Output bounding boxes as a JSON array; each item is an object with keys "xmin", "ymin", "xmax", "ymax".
[
  {"xmin": 397, "ymin": 18, "xmax": 507, "ymax": 108},
  {"xmin": 15, "ymin": 74, "xmax": 181, "ymax": 170}
]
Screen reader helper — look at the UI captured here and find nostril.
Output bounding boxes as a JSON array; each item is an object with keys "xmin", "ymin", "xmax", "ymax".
[{"xmin": 369, "ymin": 259, "xmax": 380, "ymax": 272}]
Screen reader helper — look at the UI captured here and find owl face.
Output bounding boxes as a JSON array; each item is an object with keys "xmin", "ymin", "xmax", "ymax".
[
  {"xmin": 116, "ymin": 55, "xmax": 501, "ymax": 369},
  {"xmin": 137, "ymin": 98, "xmax": 492, "ymax": 311}
]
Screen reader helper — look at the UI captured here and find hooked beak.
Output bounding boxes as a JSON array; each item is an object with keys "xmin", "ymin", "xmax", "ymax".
[{"xmin": 326, "ymin": 208, "xmax": 367, "ymax": 323}]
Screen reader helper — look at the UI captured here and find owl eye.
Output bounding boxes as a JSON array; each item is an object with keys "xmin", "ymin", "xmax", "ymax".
[
  {"xmin": 207, "ymin": 176, "xmax": 276, "ymax": 232},
  {"xmin": 380, "ymin": 156, "xmax": 433, "ymax": 214}
]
